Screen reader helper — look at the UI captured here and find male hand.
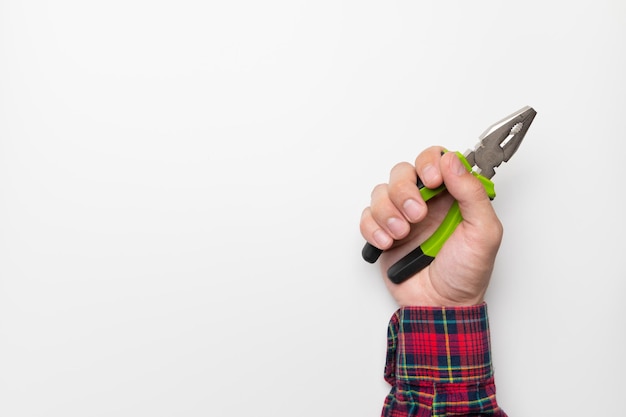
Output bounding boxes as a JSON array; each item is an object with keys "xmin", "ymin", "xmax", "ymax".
[{"xmin": 360, "ymin": 146, "xmax": 503, "ymax": 307}]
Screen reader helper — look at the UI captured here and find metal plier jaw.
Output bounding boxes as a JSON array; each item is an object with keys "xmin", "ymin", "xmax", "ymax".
[
  {"xmin": 464, "ymin": 106, "xmax": 537, "ymax": 179},
  {"xmin": 362, "ymin": 106, "xmax": 537, "ymax": 284}
]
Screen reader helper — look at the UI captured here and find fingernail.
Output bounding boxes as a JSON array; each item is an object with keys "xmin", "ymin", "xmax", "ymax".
[
  {"xmin": 422, "ymin": 164, "xmax": 437, "ymax": 184},
  {"xmin": 403, "ymin": 199, "xmax": 422, "ymax": 221},
  {"xmin": 450, "ymin": 154, "xmax": 467, "ymax": 176},
  {"xmin": 373, "ymin": 229, "xmax": 392, "ymax": 248},
  {"xmin": 387, "ymin": 217, "xmax": 408, "ymax": 238}
]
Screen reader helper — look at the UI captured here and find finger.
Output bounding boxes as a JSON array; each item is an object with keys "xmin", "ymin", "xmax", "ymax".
[
  {"xmin": 414, "ymin": 146, "xmax": 446, "ymax": 188},
  {"xmin": 439, "ymin": 152, "xmax": 503, "ymax": 241},
  {"xmin": 360, "ymin": 207, "xmax": 393, "ymax": 250},
  {"xmin": 369, "ymin": 183, "xmax": 411, "ymax": 241},
  {"xmin": 387, "ymin": 162, "xmax": 427, "ymax": 223}
]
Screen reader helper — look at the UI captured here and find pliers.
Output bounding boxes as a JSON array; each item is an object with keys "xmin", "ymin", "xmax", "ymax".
[{"xmin": 362, "ymin": 106, "xmax": 537, "ymax": 284}]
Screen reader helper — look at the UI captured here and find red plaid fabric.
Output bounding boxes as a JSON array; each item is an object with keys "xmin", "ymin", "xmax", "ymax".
[{"xmin": 381, "ymin": 303, "xmax": 507, "ymax": 417}]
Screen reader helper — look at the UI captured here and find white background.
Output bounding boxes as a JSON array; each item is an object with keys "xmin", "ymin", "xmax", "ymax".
[{"xmin": 1, "ymin": 1, "xmax": 625, "ymax": 416}]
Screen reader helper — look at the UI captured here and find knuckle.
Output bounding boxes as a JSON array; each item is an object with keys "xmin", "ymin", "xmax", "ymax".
[
  {"xmin": 479, "ymin": 216, "xmax": 503, "ymax": 247},
  {"xmin": 370, "ymin": 183, "xmax": 388, "ymax": 199},
  {"xmin": 387, "ymin": 180, "xmax": 405, "ymax": 198},
  {"xmin": 391, "ymin": 161, "xmax": 412, "ymax": 172},
  {"xmin": 464, "ymin": 176, "xmax": 490, "ymax": 202}
]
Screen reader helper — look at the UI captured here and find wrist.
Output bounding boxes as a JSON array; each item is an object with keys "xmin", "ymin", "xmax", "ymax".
[{"xmin": 388, "ymin": 268, "xmax": 486, "ymax": 307}]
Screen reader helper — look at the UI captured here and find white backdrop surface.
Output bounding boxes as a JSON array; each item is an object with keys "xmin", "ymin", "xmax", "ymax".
[{"xmin": 1, "ymin": 1, "xmax": 625, "ymax": 416}]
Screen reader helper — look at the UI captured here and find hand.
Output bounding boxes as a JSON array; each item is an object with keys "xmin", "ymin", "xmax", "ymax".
[{"xmin": 360, "ymin": 146, "xmax": 503, "ymax": 307}]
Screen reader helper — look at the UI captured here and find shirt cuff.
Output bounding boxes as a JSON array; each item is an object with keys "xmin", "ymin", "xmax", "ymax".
[{"xmin": 384, "ymin": 303, "xmax": 494, "ymax": 385}]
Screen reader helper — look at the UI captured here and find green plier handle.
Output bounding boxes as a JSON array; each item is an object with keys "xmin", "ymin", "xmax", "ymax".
[{"xmin": 362, "ymin": 151, "xmax": 496, "ymax": 284}]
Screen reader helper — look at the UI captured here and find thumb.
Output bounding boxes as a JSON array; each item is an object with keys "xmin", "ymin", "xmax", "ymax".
[{"xmin": 440, "ymin": 152, "xmax": 500, "ymax": 231}]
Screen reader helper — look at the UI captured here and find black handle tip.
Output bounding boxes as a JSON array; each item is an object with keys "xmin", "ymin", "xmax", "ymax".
[
  {"xmin": 387, "ymin": 246, "xmax": 434, "ymax": 284},
  {"xmin": 362, "ymin": 242, "xmax": 383, "ymax": 263}
]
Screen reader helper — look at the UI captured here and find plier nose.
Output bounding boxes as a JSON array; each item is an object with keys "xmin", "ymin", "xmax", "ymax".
[
  {"xmin": 362, "ymin": 106, "xmax": 537, "ymax": 284},
  {"xmin": 464, "ymin": 106, "xmax": 537, "ymax": 179}
]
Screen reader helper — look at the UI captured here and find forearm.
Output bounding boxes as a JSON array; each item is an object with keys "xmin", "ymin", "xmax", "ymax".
[{"xmin": 381, "ymin": 303, "xmax": 506, "ymax": 417}]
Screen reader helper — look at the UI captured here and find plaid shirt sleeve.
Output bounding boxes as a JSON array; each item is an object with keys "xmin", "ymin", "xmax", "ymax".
[{"xmin": 381, "ymin": 303, "xmax": 507, "ymax": 417}]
